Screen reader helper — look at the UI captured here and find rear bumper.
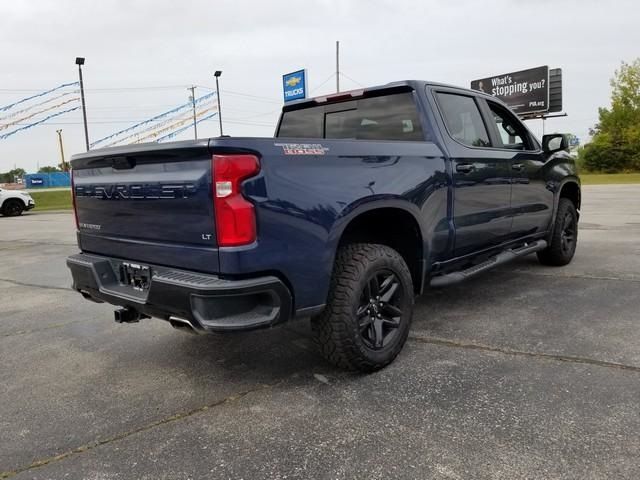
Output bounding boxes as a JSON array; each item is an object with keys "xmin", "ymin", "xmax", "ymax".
[{"xmin": 66, "ymin": 253, "xmax": 292, "ymax": 332}]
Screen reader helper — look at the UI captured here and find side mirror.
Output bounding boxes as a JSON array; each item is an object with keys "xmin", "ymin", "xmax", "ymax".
[{"xmin": 542, "ymin": 134, "xmax": 569, "ymax": 154}]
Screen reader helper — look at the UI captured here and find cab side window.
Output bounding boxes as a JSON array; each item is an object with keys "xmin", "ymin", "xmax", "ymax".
[
  {"xmin": 487, "ymin": 102, "xmax": 533, "ymax": 150},
  {"xmin": 436, "ymin": 93, "xmax": 490, "ymax": 148}
]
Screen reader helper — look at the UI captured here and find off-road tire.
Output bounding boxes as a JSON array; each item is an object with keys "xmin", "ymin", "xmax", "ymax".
[
  {"xmin": 2, "ymin": 199, "xmax": 24, "ymax": 217},
  {"xmin": 537, "ymin": 198, "xmax": 578, "ymax": 266},
  {"xmin": 311, "ymin": 243, "xmax": 414, "ymax": 372}
]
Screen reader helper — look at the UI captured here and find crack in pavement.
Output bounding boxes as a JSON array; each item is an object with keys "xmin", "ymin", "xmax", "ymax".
[
  {"xmin": 0, "ymin": 385, "xmax": 273, "ymax": 479},
  {"xmin": 0, "ymin": 278, "xmax": 71, "ymax": 292},
  {"xmin": 495, "ymin": 269, "xmax": 640, "ymax": 283},
  {"xmin": 0, "ymin": 240, "xmax": 76, "ymax": 247},
  {"xmin": 1, "ymin": 329, "xmax": 637, "ymax": 477},
  {"xmin": 0, "ymin": 319, "xmax": 87, "ymax": 339},
  {"xmin": 410, "ymin": 334, "xmax": 640, "ymax": 373}
]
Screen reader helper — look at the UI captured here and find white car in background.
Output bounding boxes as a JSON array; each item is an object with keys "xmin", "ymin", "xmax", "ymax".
[{"xmin": 0, "ymin": 188, "xmax": 35, "ymax": 216}]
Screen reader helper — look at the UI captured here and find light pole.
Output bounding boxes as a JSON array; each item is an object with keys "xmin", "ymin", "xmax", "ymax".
[
  {"xmin": 214, "ymin": 70, "xmax": 223, "ymax": 136},
  {"xmin": 336, "ymin": 40, "xmax": 340, "ymax": 93},
  {"xmin": 56, "ymin": 129, "xmax": 67, "ymax": 171},
  {"xmin": 75, "ymin": 57, "xmax": 89, "ymax": 151},
  {"xmin": 188, "ymin": 86, "xmax": 198, "ymax": 139}
]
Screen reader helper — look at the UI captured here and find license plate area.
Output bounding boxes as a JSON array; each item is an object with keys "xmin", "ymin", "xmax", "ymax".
[{"xmin": 118, "ymin": 262, "xmax": 151, "ymax": 292}]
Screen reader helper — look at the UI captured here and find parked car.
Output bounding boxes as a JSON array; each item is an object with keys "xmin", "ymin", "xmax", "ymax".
[
  {"xmin": 67, "ymin": 80, "xmax": 580, "ymax": 371},
  {"xmin": 0, "ymin": 188, "xmax": 35, "ymax": 216}
]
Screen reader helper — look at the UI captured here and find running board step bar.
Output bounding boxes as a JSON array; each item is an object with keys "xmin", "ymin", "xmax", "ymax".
[{"xmin": 430, "ymin": 240, "xmax": 547, "ymax": 288}]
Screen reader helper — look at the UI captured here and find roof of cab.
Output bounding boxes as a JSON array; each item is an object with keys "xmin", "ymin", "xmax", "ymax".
[{"xmin": 284, "ymin": 79, "xmax": 508, "ymax": 110}]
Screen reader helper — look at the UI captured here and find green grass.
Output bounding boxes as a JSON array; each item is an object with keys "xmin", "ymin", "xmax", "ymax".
[
  {"xmin": 30, "ymin": 189, "xmax": 73, "ymax": 211},
  {"xmin": 22, "ymin": 173, "xmax": 640, "ymax": 212},
  {"xmin": 580, "ymin": 173, "xmax": 640, "ymax": 185}
]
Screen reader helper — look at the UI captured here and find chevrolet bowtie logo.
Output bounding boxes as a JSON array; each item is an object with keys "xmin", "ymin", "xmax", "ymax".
[{"xmin": 285, "ymin": 76, "xmax": 301, "ymax": 87}]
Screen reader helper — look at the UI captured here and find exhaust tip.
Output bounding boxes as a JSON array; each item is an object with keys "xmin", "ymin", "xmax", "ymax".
[{"xmin": 169, "ymin": 316, "xmax": 199, "ymax": 335}]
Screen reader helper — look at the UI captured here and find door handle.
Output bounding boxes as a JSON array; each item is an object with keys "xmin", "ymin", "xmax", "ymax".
[
  {"xmin": 512, "ymin": 163, "xmax": 525, "ymax": 171},
  {"xmin": 456, "ymin": 163, "xmax": 475, "ymax": 174}
]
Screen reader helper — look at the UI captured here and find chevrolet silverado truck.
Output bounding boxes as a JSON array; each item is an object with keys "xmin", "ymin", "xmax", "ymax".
[
  {"xmin": 67, "ymin": 81, "xmax": 580, "ymax": 371},
  {"xmin": 0, "ymin": 188, "xmax": 35, "ymax": 216}
]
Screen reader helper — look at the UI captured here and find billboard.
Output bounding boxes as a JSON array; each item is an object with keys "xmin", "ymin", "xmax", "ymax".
[
  {"xmin": 282, "ymin": 69, "xmax": 307, "ymax": 102},
  {"xmin": 471, "ymin": 66, "xmax": 549, "ymax": 115},
  {"xmin": 548, "ymin": 68, "xmax": 563, "ymax": 113}
]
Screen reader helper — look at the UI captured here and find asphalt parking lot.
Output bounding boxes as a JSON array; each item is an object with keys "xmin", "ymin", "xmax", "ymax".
[{"xmin": 1, "ymin": 184, "xmax": 639, "ymax": 480}]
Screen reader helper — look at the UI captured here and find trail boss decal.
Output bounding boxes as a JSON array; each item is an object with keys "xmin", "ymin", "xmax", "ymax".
[{"xmin": 275, "ymin": 143, "xmax": 329, "ymax": 155}]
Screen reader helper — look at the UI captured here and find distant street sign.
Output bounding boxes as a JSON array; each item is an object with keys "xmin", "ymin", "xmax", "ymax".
[
  {"xmin": 471, "ymin": 66, "xmax": 550, "ymax": 115},
  {"xmin": 282, "ymin": 69, "xmax": 307, "ymax": 102}
]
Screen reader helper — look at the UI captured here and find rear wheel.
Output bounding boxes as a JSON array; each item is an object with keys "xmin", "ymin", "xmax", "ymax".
[
  {"xmin": 312, "ymin": 243, "xmax": 414, "ymax": 372},
  {"xmin": 2, "ymin": 199, "xmax": 24, "ymax": 217},
  {"xmin": 537, "ymin": 198, "xmax": 578, "ymax": 266}
]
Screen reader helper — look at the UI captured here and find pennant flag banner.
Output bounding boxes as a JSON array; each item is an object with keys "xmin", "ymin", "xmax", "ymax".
[
  {"xmin": 0, "ymin": 97, "xmax": 80, "ymax": 131},
  {"xmin": 0, "ymin": 106, "xmax": 80, "ymax": 140},
  {"xmin": 156, "ymin": 111, "xmax": 218, "ymax": 143},
  {"xmin": 0, "ymin": 90, "xmax": 79, "ymax": 122},
  {"xmin": 90, "ymin": 92, "xmax": 216, "ymax": 148},
  {"xmin": 101, "ymin": 101, "xmax": 214, "ymax": 148},
  {"xmin": 131, "ymin": 105, "xmax": 217, "ymax": 144},
  {"xmin": 0, "ymin": 82, "xmax": 79, "ymax": 112}
]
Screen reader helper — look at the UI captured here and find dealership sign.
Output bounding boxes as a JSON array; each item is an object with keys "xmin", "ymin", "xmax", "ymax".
[
  {"xmin": 471, "ymin": 66, "xmax": 549, "ymax": 115},
  {"xmin": 282, "ymin": 69, "xmax": 307, "ymax": 102}
]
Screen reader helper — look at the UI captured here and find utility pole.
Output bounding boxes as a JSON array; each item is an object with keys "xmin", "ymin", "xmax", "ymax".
[
  {"xmin": 75, "ymin": 57, "xmax": 89, "ymax": 151},
  {"xmin": 214, "ymin": 70, "xmax": 223, "ymax": 136},
  {"xmin": 188, "ymin": 86, "xmax": 198, "ymax": 139},
  {"xmin": 336, "ymin": 40, "xmax": 340, "ymax": 93},
  {"xmin": 56, "ymin": 129, "xmax": 67, "ymax": 171}
]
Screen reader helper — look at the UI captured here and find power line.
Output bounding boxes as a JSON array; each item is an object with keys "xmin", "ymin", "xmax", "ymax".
[{"xmin": 196, "ymin": 85, "xmax": 281, "ymax": 104}]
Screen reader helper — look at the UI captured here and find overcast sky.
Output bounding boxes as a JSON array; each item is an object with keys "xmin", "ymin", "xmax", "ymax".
[{"xmin": 1, "ymin": 0, "xmax": 638, "ymax": 173}]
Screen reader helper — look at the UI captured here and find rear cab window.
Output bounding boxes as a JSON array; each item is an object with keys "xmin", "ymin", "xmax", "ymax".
[{"xmin": 277, "ymin": 91, "xmax": 424, "ymax": 141}]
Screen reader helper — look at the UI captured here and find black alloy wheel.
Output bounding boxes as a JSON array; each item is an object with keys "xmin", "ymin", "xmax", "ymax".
[
  {"xmin": 560, "ymin": 210, "xmax": 576, "ymax": 257},
  {"xmin": 357, "ymin": 270, "xmax": 404, "ymax": 350},
  {"xmin": 537, "ymin": 198, "xmax": 578, "ymax": 266},
  {"xmin": 312, "ymin": 243, "xmax": 414, "ymax": 372}
]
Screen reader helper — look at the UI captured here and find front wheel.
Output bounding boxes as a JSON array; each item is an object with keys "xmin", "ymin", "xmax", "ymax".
[
  {"xmin": 312, "ymin": 243, "xmax": 414, "ymax": 372},
  {"xmin": 537, "ymin": 198, "xmax": 578, "ymax": 266},
  {"xmin": 2, "ymin": 199, "xmax": 24, "ymax": 217}
]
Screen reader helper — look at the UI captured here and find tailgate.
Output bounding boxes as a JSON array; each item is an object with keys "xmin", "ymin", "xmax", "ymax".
[{"xmin": 71, "ymin": 141, "xmax": 219, "ymax": 272}]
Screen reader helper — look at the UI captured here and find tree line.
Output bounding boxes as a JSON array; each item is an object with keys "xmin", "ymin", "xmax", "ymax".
[{"xmin": 580, "ymin": 59, "xmax": 640, "ymax": 173}]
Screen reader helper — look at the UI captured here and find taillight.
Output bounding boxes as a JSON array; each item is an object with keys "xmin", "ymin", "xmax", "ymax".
[
  {"xmin": 212, "ymin": 154, "xmax": 260, "ymax": 247},
  {"xmin": 71, "ymin": 169, "xmax": 79, "ymax": 230}
]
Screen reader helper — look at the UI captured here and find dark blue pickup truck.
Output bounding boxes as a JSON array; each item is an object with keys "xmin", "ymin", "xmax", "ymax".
[{"xmin": 67, "ymin": 80, "xmax": 580, "ymax": 371}]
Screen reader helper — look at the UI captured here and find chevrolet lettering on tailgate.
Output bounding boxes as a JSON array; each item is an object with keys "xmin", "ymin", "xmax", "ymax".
[{"xmin": 75, "ymin": 183, "xmax": 197, "ymax": 200}]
